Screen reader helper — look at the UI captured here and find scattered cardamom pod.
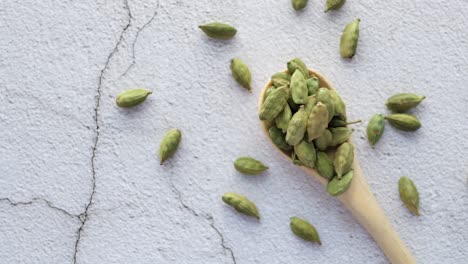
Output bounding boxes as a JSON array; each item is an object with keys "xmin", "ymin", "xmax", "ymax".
[
  {"xmin": 385, "ymin": 114, "xmax": 421, "ymax": 131},
  {"xmin": 234, "ymin": 157, "xmax": 268, "ymax": 175},
  {"xmin": 334, "ymin": 142, "xmax": 354, "ymax": 179},
  {"xmin": 230, "ymin": 58, "xmax": 252, "ymax": 91},
  {"xmin": 269, "ymin": 126, "xmax": 293, "ymax": 151},
  {"xmin": 314, "ymin": 128, "xmax": 332, "ymax": 151},
  {"xmin": 290, "ymin": 70, "xmax": 308, "ymax": 104},
  {"xmin": 291, "ymin": 0, "xmax": 308, "ymax": 11},
  {"xmin": 276, "ymin": 104, "xmax": 292, "ymax": 133},
  {"xmin": 259, "ymin": 86, "xmax": 289, "ymax": 121},
  {"xmin": 286, "ymin": 106, "xmax": 308, "ymax": 146},
  {"xmin": 367, "ymin": 114, "xmax": 385, "ymax": 148},
  {"xmin": 294, "ymin": 139, "xmax": 317, "ymax": 168},
  {"xmin": 306, "ymin": 76, "xmax": 319, "ymax": 95},
  {"xmin": 327, "ymin": 170, "xmax": 353, "ymax": 196},
  {"xmin": 325, "ymin": 0, "xmax": 346, "ymax": 12},
  {"xmin": 386, "ymin": 93, "xmax": 426, "ymax": 113},
  {"xmin": 116, "ymin": 88, "xmax": 152, "ymax": 108},
  {"xmin": 271, "ymin": 72, "xmax": 291, "ymax": 87},
  {"xmin": 340, "ymin": 19, "xmax": 360, "ymax": 58},
  {"xmin": 158, "ymin": 128, "xmax": 182, "ymax": 165},
  {"xmin": 398, "ymin": 176, "xmax": 420, "ymax": 215},
  {"xmin": 290, "ymin": 217, "xmax": 321, "ymax": 245},
  {"xmin": 199, "ymin": 22, "xmax": 237, "ymax": 39},
  {"xmin": 222, "ymin": 192, "xmax": 260, "ymax": 219},
  {"xmin": 316, "ymin": 151, "xmax": 335, "ymax": 180},
  {"xmin": 316, "ymin": 88, "xmax": 335, "ymax": 121},
  {"xmin": 307, "ymin": 102, "xmax": 329, "ymax": 141},
  {"xmin": 329, "ymin": 90, "xmax": 346, "ymax": 119},
  {"xmin": 287, "ymin": 58, "xmax": 309, "ymax": 79},
  {"xmin": 330, "ymin": 127, "xmax": 353, "ymax": 147}
]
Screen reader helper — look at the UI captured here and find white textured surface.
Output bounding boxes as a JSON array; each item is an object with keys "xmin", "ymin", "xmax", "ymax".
[{"xmin": 1, "ymin": 0, "xmax": 467, "ymax": 263}]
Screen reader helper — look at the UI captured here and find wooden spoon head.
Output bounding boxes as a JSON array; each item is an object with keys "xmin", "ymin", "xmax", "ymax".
[{"xmin": 258, "ymin": 69, "xmax": 339, "ymax": 186}]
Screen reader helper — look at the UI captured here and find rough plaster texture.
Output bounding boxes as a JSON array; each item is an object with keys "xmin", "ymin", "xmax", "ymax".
[{"xmin": 1, "ymin": 0, "xmax": 467, "ymax": 263}]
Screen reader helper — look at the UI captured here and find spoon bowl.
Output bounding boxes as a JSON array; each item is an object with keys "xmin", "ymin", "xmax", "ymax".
[{"xmin": 259, "ymin": 69, "xmax": 416, "ymax": 264}]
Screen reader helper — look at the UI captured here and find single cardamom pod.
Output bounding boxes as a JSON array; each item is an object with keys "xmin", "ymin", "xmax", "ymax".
[
  {"xmin": 314, "ymin": 128, "xmax": 333, "ymax": 151},
  {"xmin": 386, "ymin": 93, "xmax": 426, "ymax": 112},
  {"xmin": 290, "ymin": 70, "xmax": 308, "ymax": 104},
  {"xmin": 316, "ymin": 151, "xmax": 335, "ymax": 180},
  {"xmin": 398, "ymin": 176, "xmax": 420, "ymax": 216},
  {"xmin": 116, "ymin": 88, "xmax": 152, "ymax": 108},
  {"xmin": 158, "ymin": 128, "xmax": 182, "ymax": 165},
  {"xmin": 271, "ymin": 72, "xmax": 291, "ymax": 87},
  {"xmin": 330, "ymin": 127, "xmax": 353, "ymax": 147},
  {"xmin": 327, "ymin": 170, "xmax": 353, "ymax": 196},
  {"xmin": 234, "ymin": 157, "xmax": 268, "ymax": 175},
  {"xmin": 275, "ymin": 104, "xmax": 292, "ymax": 133},
  {"xmin": 222, "ymin": 192, "xmax": 260, "ymax": 219},
  {"xmin": 287, "ymin": 58, "xmax": 309, "ymax": 78},
  {"xmin": 385, "ymin": 114, "xmax": 421, "ymax": 131},
  {"xmin": 286, "ymin": 106, "xmax": 308, "ymax": 146},
  {"xmin": 199, "ymin": 22, "xmax": 237, "ymax": 39},
  {"xmin": 325, "ymin": 0, "xmax": 346, "ymax": 12},
  {"xmin": 306, "ymin": 76, "xmax": 319, "ymax": 95},
  {"xmin": 340, "ymin": 19, "xmax": 360, "ymax": 58},
  {"xmin": 290, "ymin": 217, "xmax": 321, "ymax": 245},
  {"xmin": 269, "ymin": 126, "xmax": 293, "ymax": 151},
  {"xmin": 304, "ymin": 95, "xmax": 318, "ymax": 115},
  {"xmin": 316, "ymin": 88, "xmax": 335, "ymax": 121},
  {"xmin": 367, "ymin": 114, "xmax": 385, "ymax": 148},
  {"xmin": 265, "ymin": 85, "xmax": 277, "ymax": 98},
  {"xmin": 291, "ymin": 0, "xmax": 308, "ymax": 11},
  {"xmin": 230, "ymin": 58, "xmax": 252, "ymax": 91},
  {"xmin": 294, "ymin": 139, "xmax": 317, "ymax": 168},
  {"xmin": 259, "ymin": 86, "xmax": 289, "ymax": 121},
  {"xmin": 334, "ymin": 142, "xmax": 354, "ymax": 179},
  {"xmin": 329, "ymin": 117, "xmax": 361, "ymax": 128},
  {"xmin": 306, "ymin": 102, "xmax": 329, "ymax": 141},
  {"xmin": 329, "ymin": 90, "xmax": 346, "ymax": 119}
]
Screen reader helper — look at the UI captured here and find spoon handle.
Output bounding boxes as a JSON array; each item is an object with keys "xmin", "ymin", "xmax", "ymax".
[{"xmin": 338, "ymin": 161, "xmax": 417, "ymax": 264}]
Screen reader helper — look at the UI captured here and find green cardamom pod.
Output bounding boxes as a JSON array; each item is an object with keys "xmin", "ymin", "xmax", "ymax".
[
  {"xmin": 259, "ymin": 86, "xmax": 289, "ymax": 121},
  {"xmin": 386, "ymin": 93, "xmax": 426, "ymax": 113},
  {"xmin": 287, "ymin": 58, "xmax": 309, "ymax": 78},
  {"xmin": 330, "ymin": 127, "xmax": 353, "ymax": 147},
  {"xmin": 316, "ymin": 88, "xmax": 335, "ymax": 121},
  {"xmin": 116, "ymin": 88, "xmax": 152, "ymax": 108},
  {"xmin": 290, "ymin": 70, "xmax": 308, "ymax": 104},
  {"xmin": 398, "ymin": 176, "xmax": 420, "ymax": 216},
  {"xmin": 340, "ymin": 19, "xmax": 360, "ymax": 58},
  {"xmin": 291, "ymin": 0, "xmax": 308, "ymax": 11},
  {"xmin": 222, "ymin": 192, "xmax": 260, "ymax": 219},
  {"xmin": 286, "ymin": 106, "xmax": 308, "ymax": 146},
  {"xmin": 314, "ymin": 128, "xmax": 333, "ymax": 151},
  {"xmin": 306, "ymin": 102, "xmax": 329, "ymax": 141},
  {"xmin": 199, "ymin": 22, "xmax": 237, "ymax": 39},
  {"xmin": 158, "ymin": 128, "xmax": 182, "ymax": 165},
  {"xmin": 329, "ymin": 117, "xmax": 361, "ymax": 128},
  {"xmin": 269, "ymin": 126, "xmax": 293, "ymax": 151},
  {"xmin": 316, "ymin": 151, "xmax": 335, "ymax": 180},
  {"xmin": 385, "ymin": 114, "xmax": 421, "ymax": 131},
  {"xmin": 275, "ymin": 104, "xmax": 292, "ymax": 133},
  {"xmin": 329, "ymin": 90, "xmax": 346, "ymax": 119},
  {"xmin": 294, "ymin": 139, "xmax": 317, "ymax": 168},
  {"xmin": 290, "ymin": 217, "xmax": 321, "ymax": 245},
  {"xmin": 234, "ymin": 157, "xmax": 268, "ymax": 175},
  {"xmin": 306, "ymin": 76, "xmax": 319, "ymax": 95},
  {"xmin": 271, "ymin": 72, "xmax": 291, "ymax": 87},
  {"xmin": 265, "ymin": 85, "xmax": 277, "ymax": 98},
  {"xmin": 325, "ymin": 0, "xmax": 346, "ymax": 12},
  {"xmin": 304, "ymin": 95, "xmax": 318, "ymax": 115},
  {"xmin": 367, "ymin": 114, "xmax": 385, "ymax": 148},
  {"xmin": 334, "ymin": 142, "xmax": 354, "ymax": 179},
  {"xmin": 230, "ymin": 58, "xmax": 252, "ymax": 91},
  {"xmin": 327, "ymin": 170, "xmax": 353, "ymax": 196}
]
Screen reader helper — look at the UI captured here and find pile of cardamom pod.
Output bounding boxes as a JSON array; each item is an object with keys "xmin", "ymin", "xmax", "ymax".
[{"xmin": 259, "ymin": 58, "xmax": 355, "ymax": 196}]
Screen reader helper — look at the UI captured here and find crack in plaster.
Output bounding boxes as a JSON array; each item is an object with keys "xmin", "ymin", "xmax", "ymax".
[{"xmin": 0, "ymin": 197, "xmax": 79, "ymax": 219}]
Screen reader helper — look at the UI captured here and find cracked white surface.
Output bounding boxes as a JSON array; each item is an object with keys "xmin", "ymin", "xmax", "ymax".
[{"xmin": 1, "ymin": 0, "xmax": 467, "ymax": 263}]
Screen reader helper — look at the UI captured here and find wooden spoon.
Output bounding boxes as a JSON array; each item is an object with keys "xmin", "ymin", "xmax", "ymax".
[{"xmin": 258, "ymin": 69, "xmax": 416, "ymax": 264}]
